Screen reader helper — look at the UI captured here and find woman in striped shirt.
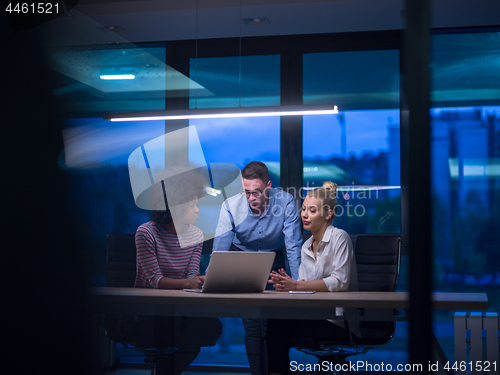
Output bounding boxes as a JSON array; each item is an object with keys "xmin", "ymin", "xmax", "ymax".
[{"xmin": 133, "ymin": 168, "xmax": 222, "ymax": 375}]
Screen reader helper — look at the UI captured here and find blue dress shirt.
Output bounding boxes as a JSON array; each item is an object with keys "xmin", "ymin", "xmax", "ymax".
[{"xmin": 212, "ymin": 188, "xmax": 302, "ymax": 279}]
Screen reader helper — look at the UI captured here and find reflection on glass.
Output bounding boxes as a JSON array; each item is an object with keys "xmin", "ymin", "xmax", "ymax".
[
  {"xmin": 431, "ymin": 32, "xmax": 500, "ymax": 104},
  {"xmin": 430, "ymin": 35, "xmax": 500, "ymax": 368},
  {"xmin": 430, "ymin": 105, "xmax": 500, "ymax": 364},
  {"xmin": 303, "ymin": 50, "xmax": 400, "ymax": 110},
  {"xmin": 188, "ymin": 117, "xmax": 280, "ymax": 236},
  {"xmin": 189, "ymin": 55, "xmax": 280, "ymax": 108},
  {"xmin": 186, "ymin": 56, "xmax": 280, "ymax": 368},
  {"xmin": 431, "ymin": 106, "xmax": 500, "ymax": 286},
  {"xmin": 49, "ymin": 46, "xmax": 192, "ymax": 115},
  {"xmin": 62, "ymin": 118, "xmax": 165, "ymax": 169},
  {"xmin": 303, "ymin": 50, "xmax": 401, "ymax": 234},
  {"xmin": 127, "ymin": 127, "xmax": 243, "ymax": 240},
  {"xmin": 189, "ymin": 116, "xmax": 280, "ymax": 184},
  {"xmin": 303, "ymin": 110, "xmax": 401, "ymax": 234}
]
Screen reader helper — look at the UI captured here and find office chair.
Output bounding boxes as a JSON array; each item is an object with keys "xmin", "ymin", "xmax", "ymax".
[
  {"xmin": 293, "ymin": 235, "xmax": 402, "ymax": 375},
  {"xmin": 105, "ymin": 233, "xmax": 176, "ymax": 375}
]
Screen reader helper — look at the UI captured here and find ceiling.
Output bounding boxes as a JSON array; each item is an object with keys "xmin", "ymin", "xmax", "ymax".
[
  {"xmin": 33, "ymin": 0, "xmax": 500, "ymax": 48},
  {"xmin": 15, "ymin": 0, "xmax": 499, "ymax": 117}
]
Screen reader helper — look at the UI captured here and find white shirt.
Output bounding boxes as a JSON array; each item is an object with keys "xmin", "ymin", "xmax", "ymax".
[
  {"xmin": 299, "ymin": 225, "xmax": 358, "ymax": 326},
  {"xmin": 299, "ymin": 225, "xmax": 358, "ymax": 292}
]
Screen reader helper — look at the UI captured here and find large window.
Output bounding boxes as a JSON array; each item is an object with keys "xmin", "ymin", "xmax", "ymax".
[
  {"xmin": 429, "ymin": 31, "xmax": 500, "ymax": 362},
  {"xmin": 303, "ymin": 50, "xmax": 401, "ymax": 234}
]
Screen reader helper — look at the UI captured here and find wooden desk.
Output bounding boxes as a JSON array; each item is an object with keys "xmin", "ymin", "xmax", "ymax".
[{"xmin": 88, "ymin": 287, "xmax": 488, "ymax": 319}]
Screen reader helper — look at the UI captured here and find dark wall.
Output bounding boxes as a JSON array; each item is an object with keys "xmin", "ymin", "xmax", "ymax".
[{"xmin": 2, "ymin": 9, "xmax": 91, "ymax": 375}]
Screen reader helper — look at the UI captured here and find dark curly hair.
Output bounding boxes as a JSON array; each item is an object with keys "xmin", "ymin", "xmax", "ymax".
[{"xmin": 149, "ymin": 167, "xmax": 208, "ymax": 228}]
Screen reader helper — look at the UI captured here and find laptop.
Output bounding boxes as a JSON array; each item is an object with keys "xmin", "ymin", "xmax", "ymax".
[{"xmin": 184, "ymin": 251, "xmax": 276, "ymax": 293}]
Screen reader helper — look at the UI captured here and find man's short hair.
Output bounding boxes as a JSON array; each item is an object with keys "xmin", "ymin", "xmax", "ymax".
[{"xmin": 242, "ymin": 161, "xmax": 269, "ymax": 182}]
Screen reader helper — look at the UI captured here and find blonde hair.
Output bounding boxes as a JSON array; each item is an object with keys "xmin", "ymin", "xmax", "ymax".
[{"xmin": 307, "ymin": 181, "xmax": 338, "ymax": 222}]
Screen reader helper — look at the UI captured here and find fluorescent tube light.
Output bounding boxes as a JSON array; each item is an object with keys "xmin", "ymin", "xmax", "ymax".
[
  {"xmin": 104, "ymin": 105, "xmax": 338, "ymax": 122},
  {"xmin": 100, "ymin": 74, "xmax": 136, "ymax": 80},
  {"xmin": 303, "ymin": 186, "xmax": 401, "ymax": 191}
]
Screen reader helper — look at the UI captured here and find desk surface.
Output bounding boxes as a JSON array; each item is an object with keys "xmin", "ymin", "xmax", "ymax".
[{"xmin": 88, "ymin": 287, "xmax": 488, "ymax": 319}]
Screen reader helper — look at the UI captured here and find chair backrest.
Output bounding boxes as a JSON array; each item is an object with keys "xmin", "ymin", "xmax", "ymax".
[
  {"xmin": 106, "ymin": 233, "xmax": 137, "ymax": 287},
  {"xmin": 355, "ymin": 235, "xmax": 401, "ymax": 292}
]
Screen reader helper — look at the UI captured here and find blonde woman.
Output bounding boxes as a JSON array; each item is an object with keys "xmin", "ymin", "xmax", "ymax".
[{"xmin": 266, "ymin": 181, "xmax": 358, "ymax": 375}]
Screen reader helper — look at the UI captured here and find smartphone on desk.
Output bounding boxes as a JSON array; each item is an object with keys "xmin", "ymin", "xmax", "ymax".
[{"xmin": 288, "ymin": 291, "xmax": 315, "ymax": 294}]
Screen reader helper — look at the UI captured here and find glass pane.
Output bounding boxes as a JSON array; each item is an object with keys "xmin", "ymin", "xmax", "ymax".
[
  {"xmin": 431, "ymin": 32, "xmax": 500, "ymax": 105},
  {"xmin": 303, "ymin": 50, "xmax": 400, "ymax": 110},
  {"xmin": 302, "ymin": 48, "xmax": 405, "ymax": 373},
  {"xmin": 188, "ymin": 117, "xmax": 280, "ymax": 236},
  {"xmin": 188, "ymin": 116, "xmax": 281, "ymax": 368},
  {"xmin": 303, "ymin": 51, "xmax": 401, "ymax": 234},
  {"xmin": 189, "ymin": 55, "xmax": 280, "ymax": 108},
  {"xmin": 187, "ymin": 54, "xmax": 281, "ymax": 236},
  {"xmin": 430, "ymin": 30, "xmax": 500, "ymax": 364},
  {"xmin": 47, "ymin": 45, "xmax": 186, "ymax": 117},
  {"xmin": 51, "ymin": 45, "xmax": 171, "ymax": 286},
  {"xmin": 431, "ymin": 106, "xmax": 500, "ymax": 279},
  {"xmin": 430, "ymin": 105, "xmax": 500, "ymax": 360},
  {"xmin": 188, "ymin": 55, "xmax": 281, "ymax": 368},
  {"xmin": 61, "ymin": 118, "xmax": 166, "ymax": 285}
]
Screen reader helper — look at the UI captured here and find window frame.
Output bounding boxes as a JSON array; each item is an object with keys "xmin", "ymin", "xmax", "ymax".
[{"xmin": 168, "ymin": 30, "xmax": 404, "ymax": 238}]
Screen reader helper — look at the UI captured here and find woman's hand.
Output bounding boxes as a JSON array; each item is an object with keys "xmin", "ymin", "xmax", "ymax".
[
  {"xmin": 185, "ymin": 276, "xmax": 205, "ymax": 289},
  {"xmin": 268, "ymin": 268, "xmax": 297, "ymax": 291}
]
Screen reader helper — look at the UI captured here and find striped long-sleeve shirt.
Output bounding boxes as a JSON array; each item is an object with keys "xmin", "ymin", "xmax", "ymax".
[{"xmin": 134, "ymin": 221, "xmax": 203, "ymax": 289}]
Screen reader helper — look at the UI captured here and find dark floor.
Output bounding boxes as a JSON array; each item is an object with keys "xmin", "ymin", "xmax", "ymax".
[
  {"xmin": 101, "ymin": 371, "xmax": 248, "ymax": 375},
  {"xmin": 99, "ymin": 319, "xmax": 469, "ymax": 374}
]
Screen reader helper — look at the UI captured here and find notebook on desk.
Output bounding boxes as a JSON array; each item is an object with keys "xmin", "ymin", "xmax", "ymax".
[{"xmin": 184, "ymin": 251, "xmax": 276, "ymax": 293}]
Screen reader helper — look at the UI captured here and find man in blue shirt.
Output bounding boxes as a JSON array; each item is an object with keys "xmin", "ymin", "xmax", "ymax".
[{"xmin": 213, "ymin": 161, "xmax": 302, "ymax": 375}]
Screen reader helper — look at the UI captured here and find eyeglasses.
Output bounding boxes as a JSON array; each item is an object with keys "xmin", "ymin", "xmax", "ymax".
[
  {"xmin": 244, "ymin": 189, "xmax": 264, "ymax": 198},
  {"xmin": 243, "ymin": 180, "xmax": 269, "ymax": 198}
]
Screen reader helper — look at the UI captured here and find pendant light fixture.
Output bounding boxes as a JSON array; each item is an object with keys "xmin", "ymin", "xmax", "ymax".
[{"xmin": 104, "ymin": 104, "xmax": 339, "ymax": 122}]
